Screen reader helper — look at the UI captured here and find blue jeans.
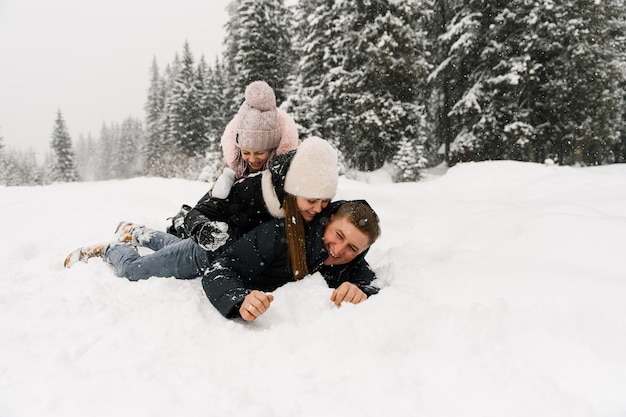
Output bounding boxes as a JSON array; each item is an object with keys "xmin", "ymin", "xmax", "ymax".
[{"xmin": 103, "ymin": 226, "xmax": 211, "ymax": 281}]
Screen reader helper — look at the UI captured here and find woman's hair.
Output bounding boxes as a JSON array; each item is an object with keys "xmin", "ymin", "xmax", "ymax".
[
  {"xmin": 232, "ymin": 148, "xmax": 276, "ymax": 179},
  {"xmin": 334, "ymin": 201, "xmax": 381, "ymax": 245},
  {"xmin": 283, "ymin": 194, "xmax": 308, "ymax": 280}
]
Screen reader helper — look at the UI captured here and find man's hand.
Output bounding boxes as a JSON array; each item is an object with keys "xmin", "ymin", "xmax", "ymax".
[
  {"xmin": 330, "ymin": 282, "xmax": 367, "ymax": 307},
  {"xmin": 240, "ymin": 290, "xmax": 274, "ymax": 322}
]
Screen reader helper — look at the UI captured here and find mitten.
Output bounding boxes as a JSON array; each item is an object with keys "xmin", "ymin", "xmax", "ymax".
[{"xmin": 196, "ymin": 221, "xmax": 230, "ymax": 251}]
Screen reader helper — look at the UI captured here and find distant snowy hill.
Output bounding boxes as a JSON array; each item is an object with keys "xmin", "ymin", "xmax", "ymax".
[{"xmin": 1, "ymin": 161, "xmax": 625, "ymax": 417}]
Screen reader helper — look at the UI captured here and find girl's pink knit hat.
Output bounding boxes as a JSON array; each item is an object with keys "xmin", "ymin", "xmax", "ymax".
[
  {"xmin": 221, "ymin": 81, "xmax": 300, "ymax": 170},
  {"xmin": 235, "ymin": 81, "xmax": 280, "ymax": 150}
]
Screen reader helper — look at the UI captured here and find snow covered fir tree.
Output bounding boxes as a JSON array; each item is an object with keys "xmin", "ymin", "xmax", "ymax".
[
  {"xmin": 224, "ymin": 0, "xmax": 293, "ymax": 109},
  {"xmin": 286, "ymin": 0, "xmax": 430, "ymax": 176},
  {"xmin": 143, "ymin": 43, "xmax": 225, "ymax": 179},
  {"xmin": 0, "ymin": 129, "xmax": 44, "ymax": 186},
  {"xmin": 2, "ymin": 0, "xmax": 626, "ymax": 186},
  {"xmin": 428, "ymin": 0, "xmax": 626, "ymax": 166},
  {"xmin": 48, "ymin": 110, "xmax": 78, "ymax": 183}
]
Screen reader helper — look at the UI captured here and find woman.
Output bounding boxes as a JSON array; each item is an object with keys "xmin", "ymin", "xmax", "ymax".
[
  {"xmin": 203, "ymin": 199, "xmax": 382, "ymax": 321},
  {"xmin": 64, "ymin": 137, "xmax": 339, "ymax": 282},
  {"xmin": 167, "ymin": 80, "xmax": 299, "ymax": 236},
  {"xmin": 184, "ymin": 133, "xmax": 336, "ymax": 249}
]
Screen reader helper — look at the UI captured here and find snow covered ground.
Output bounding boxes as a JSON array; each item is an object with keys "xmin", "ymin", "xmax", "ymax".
[{"xmin": 1, "ymin": 160, "xmax": 625, "ymax": 417}]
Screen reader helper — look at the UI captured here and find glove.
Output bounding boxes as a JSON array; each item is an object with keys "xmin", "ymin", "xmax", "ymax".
[{"xmin": 196, "ymin": 221, "xmax": 230, "ymax": 252}]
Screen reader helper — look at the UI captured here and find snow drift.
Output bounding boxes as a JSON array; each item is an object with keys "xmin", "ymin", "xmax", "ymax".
[{"xmin": 1, "ymin": 161, "xmax": 625, "ymax": 417}]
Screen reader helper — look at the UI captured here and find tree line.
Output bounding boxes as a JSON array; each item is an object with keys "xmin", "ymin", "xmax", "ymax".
[{"xmin": 3, "ymin": 0, "xmax": 626, "ymax": 187}]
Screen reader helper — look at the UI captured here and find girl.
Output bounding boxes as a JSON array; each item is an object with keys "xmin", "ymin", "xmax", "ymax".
[
  {"xmin": 167, "ymin": 80, "xmax": 299, "ymax": 236},
  {"xmin": 213, "ymin": 79, "xmax": 299, "ymax": 197}
]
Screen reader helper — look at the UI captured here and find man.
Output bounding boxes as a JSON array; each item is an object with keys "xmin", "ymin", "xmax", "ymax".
[{"xmin": 202, "ymin": 200, "xmax": 381, "ymax": 321}]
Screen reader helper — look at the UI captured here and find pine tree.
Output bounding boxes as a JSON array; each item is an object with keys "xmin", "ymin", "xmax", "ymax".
[
  {"xmin": 144, "ymin": 57, "xmax": 166, "ymax": 165},
  {"xmin": 203, "ymin": 57, "xmax": 230, "ymax": 142},
  {"xmin": 197, "ymin": 56, "xmax": 229, "ymax": 178},
  {"xmin": 144, "ymin": 49, "xmax": 214, "ymax": 178},
  {"xmin": 95, "ymin": 123, "xmax": 116, "ymax": 180},
  {"xmin": 524, "ymin": 0, "xmax": 625, "ymax": 165},
  {"xmin": 287, "ymin": 0, "xmax": 336, "ymax": 140},
  {"xmin": 0, "ymin": 154, "xmax": 10, "ymax": 186},
  {"xmin": 166, "ymin": 41, "xmax": 209, "ymax": 157},
  {"xmin": 89, "ymin": 119, "xmax": 145, "ymax": 180},
  {"xmin": 393, "ymin": 136, "xmax": 427, "ymax": 182},
  {"xmin": 222, "ymin": 0, "xmax": 244, "ymax": 116},
  {"xmin": 616, "ymin": 80, "xmax": 626, "ymax": 163},
  {"xmin": 144, "ymin": 59, "xmax": 172, "ymax": 176},
  {"xmin": 425, "ymin": 0, "xmax": 460, "ymax": 165},
  {"xmin": 225, "ymin": 0, "xmax": 294, "ymax": 108},
  {"xmin": 196, "ymin": 56, "xmax": 211, "ymax": 144},
  {"xmin": 75, "ymin": 133, "xmax": 98, "ymax": 181},
  {"xmin": 432, "ymin": 0, "xmax": 626, "ymax": 166},
  {"xmin": 156, "ymin": 54, "xmax": 182, "ymax": 167},
  {"xmin": 427, "ymin": 0, "xmax": 484, "ymax": 164},
  {"xmin": 116, "ymin": 118, "xmax": 145, "ymax": 178},
  {"xmin": 49, "ymin": 110, "xmax": 78, "ymax": 182},
  {"xmin": 315, "ymin": 0, "xmax": 430, "ymax": 171},
  {"xmin": 0, "ymin": 148, "xmax": 44, "ymax": 186},
  {"xmin": 0, "ymin": 131, "xmax": 7, "ymax": 185}
]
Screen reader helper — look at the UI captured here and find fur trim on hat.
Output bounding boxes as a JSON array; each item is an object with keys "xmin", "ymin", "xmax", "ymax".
[
  {"xmin": 221, "ymin": 108, "xmax": 300, "ymax": 176},
  {"xmin": 284, "ymin": 137, "xmax": 338, "ymax": 200}
]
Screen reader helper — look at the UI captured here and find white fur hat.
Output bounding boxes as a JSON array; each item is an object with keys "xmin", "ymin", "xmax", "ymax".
[{"xmin": 284, "ymin": 137, "xmax": 338, "ymax": 199}]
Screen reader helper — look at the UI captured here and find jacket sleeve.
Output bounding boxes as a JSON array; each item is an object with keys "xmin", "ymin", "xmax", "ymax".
[
  {"xmin": 210, "ymin": 167, "xmax": 236, "ymax": 199},
  {"xmin": 201, "ymin": 221, "xmax": 283, "ymax": 319},
  {"xmin": 184, "ymin": 193, "xmax": 234, "ymax": 239},
  {"xmin": 321, "ymin": 254, "xmax": 380, "ymax": 297},
  {"xmin": 185, "ymin": 174, "xmax": 270, "ymax": 240}
]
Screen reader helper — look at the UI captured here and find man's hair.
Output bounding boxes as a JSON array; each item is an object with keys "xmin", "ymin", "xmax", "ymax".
[{"xmin": 334, "ymin": 201, "xmax": 381, "ymax": 245}]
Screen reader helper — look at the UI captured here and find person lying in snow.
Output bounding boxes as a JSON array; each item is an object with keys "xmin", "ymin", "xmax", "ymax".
[
  {"xmin": 65, "ymin": 198, "xmax": 380, "ymax": 322},
  {"xmin": 166, "ymin": 80, "xmax": 299, "ymax": 238},
  {"xmin": 64, "ymin": 137, "xmax": 339, "ymax": 280},
  {"xmin": 204, "ymin": 199, "xmax": 382, "ymax": 322}
]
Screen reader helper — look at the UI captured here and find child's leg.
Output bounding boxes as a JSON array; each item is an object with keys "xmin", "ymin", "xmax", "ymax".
[
  {"xmin": 103, "ymin": 239, "xmax": 209, "ymax": 281},
  {"xmin": 131, "ymin": 225, "xmax": 183, "ymax": 251}
]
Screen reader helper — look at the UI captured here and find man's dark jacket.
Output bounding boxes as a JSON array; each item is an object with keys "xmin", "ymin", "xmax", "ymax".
[{"xmin": 202, "ymin": 201, "xmax": 380, "ymax": 319}]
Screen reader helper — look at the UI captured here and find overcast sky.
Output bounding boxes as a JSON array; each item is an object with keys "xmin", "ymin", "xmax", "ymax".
[{"xmin": 0, "ymin": 0, "xmax": 231, "ymax": 161}]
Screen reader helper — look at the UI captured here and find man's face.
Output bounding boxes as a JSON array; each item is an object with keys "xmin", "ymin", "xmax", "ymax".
[{"xmin": 322, "ymin": 215, "xmax": 370, "ymax": 266}]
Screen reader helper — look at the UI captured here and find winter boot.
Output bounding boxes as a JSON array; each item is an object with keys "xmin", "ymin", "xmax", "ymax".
[
  {"xmin": 63, "ymin": 244, "xmax": 106, "ymax": 268},
  {"xmin": 114, "ymin": 221, "xmax": 135, "ymax": 244}
]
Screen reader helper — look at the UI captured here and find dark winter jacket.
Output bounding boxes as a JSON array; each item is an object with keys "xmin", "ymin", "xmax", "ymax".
[
  {"xmin": 202, "ymin": 200, "xmax": 380, "ymax": 319},
  {"xmin": 184, "ymin": 150, "xmax": 296, "ymax": 249}
]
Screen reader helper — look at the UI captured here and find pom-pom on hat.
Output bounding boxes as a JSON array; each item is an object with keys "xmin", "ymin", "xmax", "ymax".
[
  {"xmin": 235, "ymin": 81, "xmax": 281, "ymax": 151},
  {"xmin": 284, "ymin": 137, "xmax": 339, "ymax": 200}
]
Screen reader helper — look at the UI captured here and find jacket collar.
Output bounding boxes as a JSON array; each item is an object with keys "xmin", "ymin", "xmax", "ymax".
[{"xmin": 261, "ymin": 150, "xmax": 296, "ymax": 218}]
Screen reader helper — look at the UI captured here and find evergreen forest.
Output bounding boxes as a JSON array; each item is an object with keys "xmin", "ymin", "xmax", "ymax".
[{"xmin": 2, "ymin": 0, "xmax": 626, "ymax": 186}]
